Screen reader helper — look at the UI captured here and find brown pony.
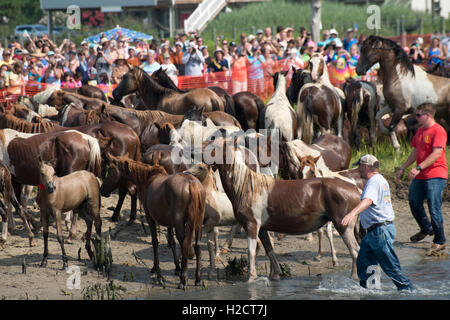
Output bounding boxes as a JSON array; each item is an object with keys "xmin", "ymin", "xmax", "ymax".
[
  {"xmin": 112, "ymin": 66, "xmax": 224, "ymax": 114},
  {"xmin": 210, "ymin": 138, "xmax": 361, "ymax": 282},
  {"xmin": 356, "ymin": 35, "xmax": 450, "ymax": 151},
  {"xmin": 37, "ymin": 159, "xmax": 102, "ymax": 269},
  {"xmin": 143, "ymin": 144, "xmax": 187, "ymax": 174},
  {"xmin": 0, "ymin": 112, "xmax": 141, "ymax": 224},
  {"xmin": 101, "ymin": 155, "xmax": 206, "ymax": 289},
  {"xmin": 151, "ymin": 67, "xmax": 235, "ymax": 116},
  {"xmin": 62, "ymin": 84, "xmax": 108, "ymax": 101},
  {"xmin": 47, "ymin": 90, "xmax": 106, "ymax": 112},
  {"xmin": 343, "ymin": 79, "xmax": 378, "ymax": 150},
  {"xmin": 232, "ymin": 91, "xmax": 266, "ymax": 131}
]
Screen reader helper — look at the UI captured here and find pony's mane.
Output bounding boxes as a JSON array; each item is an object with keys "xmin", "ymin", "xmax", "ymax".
[
  {"xmin": 135, "ymin": 109, "xmax": 173, "ymax": 123},
  {"xmin": 363, "ymin": 35, "xmax": 415, "ymax": 76},
  {"xmin": 229, "ymin": 146, "xmax": 275, "ymax": 211},
  {"xmin": 115, "ymin": 155, "xmax": 167, "ymax": 187},
  {"xmin": 2, "ymin": 112, "xmax": 59, "ymax": 133},
  {"xmin": 132, "ymin": 67, "xmax": 174, "ymax": 96},
  {"xmin": 152, "ymin": 68, "xmax": 185, "ymax": 92}
]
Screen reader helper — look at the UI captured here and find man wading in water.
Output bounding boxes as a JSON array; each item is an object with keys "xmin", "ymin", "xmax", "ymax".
[{"xmin": 342, "ymin": 154, "xmax": 414, "ymax": 291}]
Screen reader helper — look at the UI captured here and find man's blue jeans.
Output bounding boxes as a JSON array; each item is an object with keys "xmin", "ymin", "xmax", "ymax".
[
  {"xmin": 357, "ymin": 224, "xmax": 413, "ymax": 291},
  {"xmin": 408, "ymin": 178, "xmax": 447, "ymax": 245}
]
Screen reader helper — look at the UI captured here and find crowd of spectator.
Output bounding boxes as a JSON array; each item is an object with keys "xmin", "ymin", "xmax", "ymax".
[{"xmin": 0, "ymin": 26, "xmax": 448, "ymax": 96}]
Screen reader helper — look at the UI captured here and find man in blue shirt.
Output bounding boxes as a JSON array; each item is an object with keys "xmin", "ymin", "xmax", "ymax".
[
  {"xmin": 342, "ymin": 154, "xmax": 413, "ymax": 291},
  {"xmin": 343, "ymin": 29, "xmax": 358, "ymax": 52}
]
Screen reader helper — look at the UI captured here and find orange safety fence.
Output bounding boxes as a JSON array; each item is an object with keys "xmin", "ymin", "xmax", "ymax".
[{"xmin": 0, "ymin": 56, "xmax": 380, "ymax": 104}]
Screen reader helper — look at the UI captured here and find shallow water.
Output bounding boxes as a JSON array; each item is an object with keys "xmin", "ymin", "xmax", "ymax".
[{"xmin": 148, "ymin": 250, "xmax": 450, "ymax": 300}]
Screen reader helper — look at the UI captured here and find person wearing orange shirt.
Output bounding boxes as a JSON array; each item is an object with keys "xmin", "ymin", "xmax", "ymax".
[
  {"xmin": 230, "ymin": 51, "xmax": 249, "ymax": 94},
  {"xmin": 127, "ymin": 47, "xmax": 141, "ymax": 67}
]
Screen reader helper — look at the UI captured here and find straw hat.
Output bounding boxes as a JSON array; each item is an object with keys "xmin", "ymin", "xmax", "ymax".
[{"xmin": 100, "ymin": 37, "xmax": 109, "ymax": 45}]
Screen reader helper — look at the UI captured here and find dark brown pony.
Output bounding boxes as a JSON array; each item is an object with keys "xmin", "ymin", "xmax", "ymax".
[
  {"xmin": 101, "ymin": 155, "xmax": 205, "ymax": 289},
  {"xmin": 47, "ymin": 90, "xmax": 106, "ymax": 112},
  {"xmin": 296, "ymin": 69, "xmax": 344, "ymax": 144},
  {"xmin": 0, "ymin": 112, "xmax": 141, "ymax": 223},
  {"xmin": 232, "ymin": 91, "xmax": 266, "ymax": 131},
  {"xmin": 356, "ymin": 35, "xmax": 450, "ymax": 151},
  {"xmin": 62, "ymin": 84, "xmax": 108, "ymax": 101},
  {"xmin": 209, "ymin": 138, "xmax": 361, "ymax": 281},
  {"xmin": 113, "ymin": 66, "xmax": 224, "ymax": 114},
  {"xmin": 151, "ymin": 67, "xmax": 236, "ymax": 116},
  {"xmin": 143, "ymin": 144, "xmax": 187, "ymax": 174},
  {"xmin": 286, "ymin": 66, "xmax": 313, "ymax": 105},
  {"xmin": 181, "ymin": 107, "xmax": 241, "ymax": 128}
]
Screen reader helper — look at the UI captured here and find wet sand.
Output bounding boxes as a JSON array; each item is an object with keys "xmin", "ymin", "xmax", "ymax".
[{"xmin": 0, "ymin": 177, "xmax": 448, "ymax": 300}]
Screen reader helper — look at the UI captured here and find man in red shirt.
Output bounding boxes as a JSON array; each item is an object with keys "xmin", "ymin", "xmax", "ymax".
[{"xmin": 396, "ymin": 103, "xmax": 447, "ymax": 256}]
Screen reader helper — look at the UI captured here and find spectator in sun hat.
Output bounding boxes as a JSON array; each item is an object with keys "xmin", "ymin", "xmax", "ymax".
[
  {"xmin": 0, "ymin": 49, "xmax": 13, "ymax": 68},
  {"xmin": 87, "ymin": 67, "xmax": 98, "ymax": 86},
  {"xmin": 127, "ymin": 46, "xmax": 140, "ymax": 67},
  {"xmin": 65, "ymin": 50, "xmax": 80, "ymax": 74},
  {"xmin": 157, "ymin": 42, "xmax": 170, "ymax": 64},
  {"xmin": 140, "ymin": 49, "xmax": 161, "ymax": 75},
  {"xmin": 161, "ymin": 53, "xmax": 179, "ymax": 85},
  {"xmin": 171, "ymin": 41, "xmax": 184, "ymax": 75},
  {"xmin": 325, "ymin": 28, "xmax": 341, "ymax": 47},
  {"xmin": 182, "ymin": 41, "xmax": 205, "ymax": 76},
  {"xmin": 112, "ymin": 54, "xmax": 130, "ymax": 84},
  {"xmin": 209, "ymin": 48, "xmax": 229, "ymax": 73}
]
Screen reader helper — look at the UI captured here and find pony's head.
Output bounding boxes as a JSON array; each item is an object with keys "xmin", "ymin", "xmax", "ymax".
[
  {"xmin": 38, "ymin": 156, "xmax": 57, "ymax": 194},
  {"xmin": 113, "ymin": 68, "xmax": 139, "ymax": 101},
  {"xmin": 309, "ymin": 53, "xmax": 325, "ymax": 81}
]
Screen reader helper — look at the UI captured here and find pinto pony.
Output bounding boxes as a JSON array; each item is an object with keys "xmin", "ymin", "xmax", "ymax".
[{"xmin": 210, "ymin": 138, "xmax": 361, "ymax": 281}]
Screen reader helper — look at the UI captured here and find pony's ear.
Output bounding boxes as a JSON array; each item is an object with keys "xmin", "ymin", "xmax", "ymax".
[
  {"xmin": 313, "ymin": 155, "xmax": 321, "ymax": 163},
  {"xmin": 154, "ymin": 122, "xmax": 162, "ymax": 130},
  {"xmin": 291, "ymin": 65, "xmax": 297, "ymax": 73},
  {"xmin": 57, "ymin": 90, "xmax": 64, "ymax": 97},
  {"xmin": 124, "ymin": 152, "xmax": 130, "ymax": 159},
  {"xmin": 37, "ymin": 155, "xmax": 43, "ymax": 163},
  {"xmin": 281, "ymin": 69, "xmax": 289, "ymax": 77}
]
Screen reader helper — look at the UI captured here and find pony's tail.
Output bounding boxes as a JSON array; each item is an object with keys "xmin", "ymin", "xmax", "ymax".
[
  {"xmin": 83, "ymin": 133, "xmax": 103, "ymax": 178},
  {"xmin": 223, "ymin": 92, "xmax": 236, "ymax": 117},
  {"xmin": 183, "ymin": 182, "xmax": 205, "ymax": 258},
  {"xmin": 297, "ymin": 93, "xmax": 313, "ymax": 144},
  {"xmin": 350, "ymin": 85, "xmax": 363, "ymax": 138},
  {"xmin": 255, "ymin": 97, "xmax": 266, "ymax": 131}
]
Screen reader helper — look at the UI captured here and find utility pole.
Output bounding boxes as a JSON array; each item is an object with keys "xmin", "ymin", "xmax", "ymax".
[{"xmin": 311, "ymin": 0, "xmax": 322, "ymax": 43}]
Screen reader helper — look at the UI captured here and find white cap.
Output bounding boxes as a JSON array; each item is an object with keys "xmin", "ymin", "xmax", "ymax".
[
  {"xmin": 353, "ymin": 154, "xmax": 379, "ymax": 167},
  {"xmin": 329, "ymin": 28, "xmax": 338, "ymax": 36}
]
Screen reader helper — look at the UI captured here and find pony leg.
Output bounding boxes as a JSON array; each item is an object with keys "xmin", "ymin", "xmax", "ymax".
[
  {"xmin": 325, "ymin": 222, "xmax": 339, "ymax": 267},
  {"xmin": 0, "ymin": 206, "xmax": 8, "ymax": 243},
  {"xmin": 40, "ymin": 209, "xmax": 50, "ymax": 267},
  {"xmin": 127, "ymin": 192, "xmax": 138, "ymax": 225},
  {"xmin": 305, "ymin": 232, "xmax": 313, "ymax": 241},
  {"xmin": 111, "ymin": 187, "xmax": 127, "ymax": 222},
  {"xmin": 55, "ymin": 210, "xmax": 68, "ymax": 270},
  {"xmin": 390, "ymin": 131, "xmax": 401, "ymax": 153},
  {"xmin": 335, "ymin": 220, "xmax": 359, "ymax": 280},
  {"xmin": 221, "ymin": 223, "xmax": 241, "ymax": 254},
  {"xmin": 258, "ymin": 228, "xmax": 281, "ymax": 281},
  {"xmin": 167, "ymin": 227, "xmax": 180, "ymax": 275},
  {"xmin": 146, "ymin": 215, "xmax": 161, "ymax": 274},
  {"xmin": 315, "ymin": 227, "xmax": 324, "ymax": 262},
  {"xmin": 207, "ymin": 230, "xmax": 216, "ymax": 278},
  {"xmin": 246, "ymin": 218, "xmax": 260, "ymax": 282},
  {"xmin": 194, "ymin": 225, "xmax": 202, "ymax": 286}
]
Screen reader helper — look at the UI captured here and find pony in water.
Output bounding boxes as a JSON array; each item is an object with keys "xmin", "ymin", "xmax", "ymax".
[
  {"xmin": 209, "ymin": 138, "xmax": 361, "ymax": 281},
  {"xmin": 100, "ymin": 155, "xmax": 205, "ymax": 289},
  {"xmin": 37, "ymin": 158, "xmax": 102, "ymax": 269},
  {"xmin": 263, "ymin": 71, "xmax": 298, "ymax": 142},
  {"xmin": 112, "ymin": 66, "xmax": 224, "ymax": 114},
  {"xmin": 356, "ymin": 35, "xmax": 450, "ymax": 151}
]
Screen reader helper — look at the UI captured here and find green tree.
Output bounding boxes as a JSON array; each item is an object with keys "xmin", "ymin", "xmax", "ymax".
[{"xmin": 0, "ymin": 0, "xmax": 44, "ymax": 26}]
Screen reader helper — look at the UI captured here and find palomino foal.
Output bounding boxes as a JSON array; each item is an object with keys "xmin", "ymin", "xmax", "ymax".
[{"xmin": 37, "ymin": 159, "xmax": 102, "ymax": 269}]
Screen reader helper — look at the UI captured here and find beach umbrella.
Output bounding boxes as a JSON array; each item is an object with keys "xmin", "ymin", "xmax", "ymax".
[{"xmin": 83, "ymin": 26, "xmax": 153, "ymax": 44}]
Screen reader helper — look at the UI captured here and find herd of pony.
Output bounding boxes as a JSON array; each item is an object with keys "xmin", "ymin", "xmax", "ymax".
[{"xmin": 0, "ymin": 36, "xmax": 448, "ymax": 289}]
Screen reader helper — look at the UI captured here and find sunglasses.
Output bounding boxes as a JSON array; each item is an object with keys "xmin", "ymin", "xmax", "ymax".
[{"xmin": 416, "ymin": 113, "xmax": 428, "ymax": 118}]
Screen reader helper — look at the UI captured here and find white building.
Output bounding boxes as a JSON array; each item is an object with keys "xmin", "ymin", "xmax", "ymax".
[{"xmin": 410, "ymin": 0, "xmax": 449, "ymax": 19}]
